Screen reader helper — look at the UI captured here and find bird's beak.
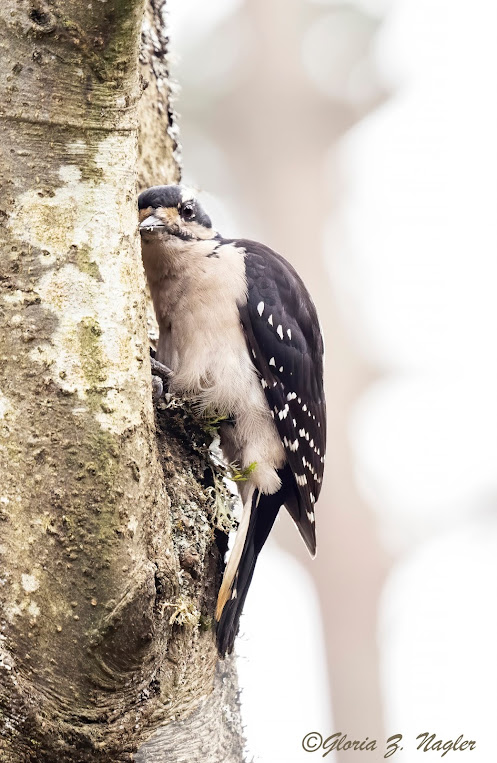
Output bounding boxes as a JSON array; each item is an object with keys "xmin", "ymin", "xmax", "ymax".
[{"xmin": 139, "ymin": 214, "xmax": 167, "ymax": 235}]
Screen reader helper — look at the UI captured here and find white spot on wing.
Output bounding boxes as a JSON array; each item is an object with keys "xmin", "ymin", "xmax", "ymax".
[
  {"xmin": 277, "ymin": 325, "xmax": 283, "ymax": 339},
  {"xmin": 269, "ymin": 357, "xmax": 276, "ymax": 366},
  {"xmin": 268, "ymin": 314, "xmax": 273, "ymax": 326},
  {"xmin": 257, "ymin": 301, "xmax": 264, "ymax": 316},
  {"xmin": 287, "ymin": 328, "xmax": 292, "ymax": 340},
  {"xmin": 181, "ymin": 187, "xmax": 196, "ymax": 203}
]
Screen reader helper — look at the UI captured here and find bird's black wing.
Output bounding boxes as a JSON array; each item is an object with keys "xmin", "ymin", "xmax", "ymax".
[{"xmin": 232, "ymin": 239, "xmax": 326, "ymax": 555}]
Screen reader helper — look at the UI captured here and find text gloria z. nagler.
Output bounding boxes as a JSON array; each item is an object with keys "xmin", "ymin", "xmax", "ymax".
[{"xmin": 302, "ymin": 731, "xmax": 476, "ymax": 758}]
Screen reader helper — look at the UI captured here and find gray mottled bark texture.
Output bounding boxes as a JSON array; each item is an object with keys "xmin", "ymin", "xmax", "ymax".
[{"xmin": 0, "ymin": 1, "xmax": 245, "ymax": 761}]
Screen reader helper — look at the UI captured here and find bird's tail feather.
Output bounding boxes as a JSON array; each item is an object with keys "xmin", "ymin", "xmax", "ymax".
[
  {"xmin": 216, "ymin": 488, "xmax": 282, "ymax": 656},
  {"xmin": 215, "ymin": 487, "xmax": 254, "ymax": 621}
]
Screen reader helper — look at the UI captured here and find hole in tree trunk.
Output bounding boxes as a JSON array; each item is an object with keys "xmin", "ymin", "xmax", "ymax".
[
  {"xmin": 30, "ymin": 9, "xmax": 49, "ymax": 24},
  {"xmin": 29, "ymin": 6, "xmax": 56, "ymax": 31}
]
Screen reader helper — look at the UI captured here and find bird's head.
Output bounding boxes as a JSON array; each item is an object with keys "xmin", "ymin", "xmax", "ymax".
[{"xmin": 138, "ymin": 185, "xmax": 215, "ymax": 243}]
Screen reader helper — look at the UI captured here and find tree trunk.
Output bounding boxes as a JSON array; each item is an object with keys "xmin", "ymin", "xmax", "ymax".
[{"xmin": 0, "ymin": 1, "xmax": 244, "ymax": 761}]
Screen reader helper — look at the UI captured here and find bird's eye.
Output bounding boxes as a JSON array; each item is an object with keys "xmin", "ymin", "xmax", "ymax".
[{"xmin": 181, "ymin": 203, "xmax": 195, "ymax": 221}]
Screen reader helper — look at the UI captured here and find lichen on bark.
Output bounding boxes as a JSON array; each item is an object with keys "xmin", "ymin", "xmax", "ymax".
[{"xmin": 0, "ymin": 1, "xmax": 244, "ymax": 761}]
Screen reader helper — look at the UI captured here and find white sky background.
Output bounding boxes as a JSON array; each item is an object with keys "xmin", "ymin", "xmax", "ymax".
[
  {"xmin": 340, "ymin": 0, "xmax": 497, "ymax": 760},
  {"xmin": 167, "ymin": 0, "xmax": 497, "ymax": 760}
]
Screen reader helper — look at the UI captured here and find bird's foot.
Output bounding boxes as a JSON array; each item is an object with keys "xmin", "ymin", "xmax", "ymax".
[
  {"xmin": 151, "ymin": 357, "xmax": 173, "ymax": 380},
  {"xmin": 151, "ymin": 358, "xmax": 173, "ymax": 401}
]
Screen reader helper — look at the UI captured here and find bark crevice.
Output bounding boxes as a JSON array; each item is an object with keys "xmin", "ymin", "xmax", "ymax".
[{"xmin": 0, "ymin": 0, "xmax": 245, "ymax": 760}]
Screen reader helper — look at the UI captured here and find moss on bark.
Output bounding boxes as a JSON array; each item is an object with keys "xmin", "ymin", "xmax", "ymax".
[{"xmin": 0, "ymin": 1, "xmax": 245, "ymax": 761}]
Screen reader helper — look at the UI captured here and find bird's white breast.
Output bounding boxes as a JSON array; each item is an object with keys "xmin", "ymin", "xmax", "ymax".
[
  {"xmin": 143, "ymin": 236, "xmax": 286, "ymax": 491},
  {"xmin": 146, "ymin": 241, "xmax": 258, "ymax": 414}
]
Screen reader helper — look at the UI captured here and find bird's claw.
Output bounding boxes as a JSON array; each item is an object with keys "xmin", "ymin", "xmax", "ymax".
[
  {"xmin": 151, "ymin": 358, "xmax": 173, "ymax": 401},
  {"xmin": 151, "ymin": 357, "xmax": 173, "ymax": 380},
  {"xmin": 152, "ymin": 375, "xmax": 164, "ymax": 401}
]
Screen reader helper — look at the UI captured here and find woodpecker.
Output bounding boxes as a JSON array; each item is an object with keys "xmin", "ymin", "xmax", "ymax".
[{"xmin": 138, "ymin": 185, "xmax": 326, "ymax": 656}]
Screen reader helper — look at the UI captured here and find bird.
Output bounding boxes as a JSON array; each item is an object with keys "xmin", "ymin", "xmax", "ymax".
[{"xmin": 138, "ymin": 184, "xmax": 326, "ymax": 656}]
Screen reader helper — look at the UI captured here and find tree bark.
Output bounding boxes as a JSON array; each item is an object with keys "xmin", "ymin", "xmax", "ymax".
[{"xmin": 0, "ymin": 1, "xmax": 243, "ymax": 761}]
